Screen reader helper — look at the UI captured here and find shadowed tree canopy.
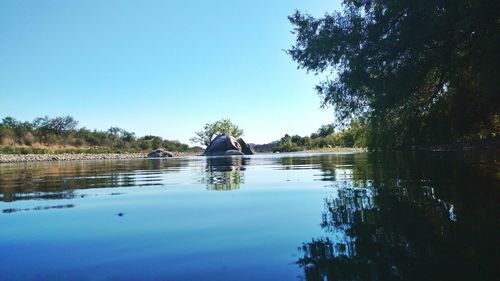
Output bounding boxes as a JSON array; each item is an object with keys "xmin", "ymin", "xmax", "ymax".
[
  {"xmin": 190, "ymin": 119, "xmax": 244, "ymax": 146},
  {"xmin": 288, "ymin": 0, "xmax": 499, "ymax": 149}
]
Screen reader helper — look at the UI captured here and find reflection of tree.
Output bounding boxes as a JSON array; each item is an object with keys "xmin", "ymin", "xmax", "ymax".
[
  {"xmin": 200, "ymin": 157, "xmax": 247, "ymax": 191},
  {"xmin": 0, "ymin": 159, "xmax": 189, "ymax": 202},
  {"xmin": 297, "ymin": 152, "xmax": 498, "ymax": 281}
]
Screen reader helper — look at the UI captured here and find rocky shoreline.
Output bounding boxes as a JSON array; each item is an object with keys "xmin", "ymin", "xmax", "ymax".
[
  {"xmin": 0, "ymin": 153, "xmax": 149, "ymax": 163},
  {"xmin": 0, "ymin": 152, "xmax": 204, "ymax": 163}
]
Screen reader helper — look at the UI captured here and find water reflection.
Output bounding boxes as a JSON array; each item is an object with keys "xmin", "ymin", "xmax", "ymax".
[
  {"xmin": 0, "ymin": 156, "xmax": 250, "ymax": 204},
  {"xmin": 0, "ymin": 158, "xmax": 191, "ymax": 202},
  {"xmin": 296, "ymin": 152, "xmax": 498, "ymax": 281},
  {"xmin": 200, "ymin": 156, "xmax": 247, "ymax": 190},
  {"xmin": 0, "ymin": 152, "xmax": 497, "ymax": 281},
  {"xmin": 3, "ymin": 204, "xmax": 75, "ymax": 213}
]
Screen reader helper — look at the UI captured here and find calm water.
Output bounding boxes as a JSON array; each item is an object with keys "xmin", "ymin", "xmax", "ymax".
[{"xmin": 0, "ymin": 152, "xmax": 498, "ymax": 281}]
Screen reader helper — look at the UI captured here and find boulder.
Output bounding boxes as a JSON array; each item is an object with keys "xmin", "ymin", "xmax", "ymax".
[
  {"xmin": 203, "ymin": 134, "xmax": 257, "ymax": 156},
  {"xmin": 147, "ymin": 149, "xmax": 174, "ymax": 158},
  {"xmin": 236, "ymin": 138, "xmax": 255, "ymax": 155},
  {"xmin": 203, "ymin": 134, "xmax": 242, "ymax": 156}
]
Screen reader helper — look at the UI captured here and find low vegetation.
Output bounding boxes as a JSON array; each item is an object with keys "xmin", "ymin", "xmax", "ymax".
[
  {"xmin": 0, "ymin": 116, "xmax": 196, "ymax": 154},
  {"xmin": 273, "ymin": 119, "xmax": 367, "ymax": 152}
]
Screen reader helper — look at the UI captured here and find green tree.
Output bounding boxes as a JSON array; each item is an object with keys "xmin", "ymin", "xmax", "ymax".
[
  {"xmin": 1, "ymin": 117, "xmax": 34, "ymax": 143},
  {"xmin": 33, "ymin": 116, "xmax": 78, "ymax": 135},
  {"xmin": 120, "ymin": 131, "xmax": 136, "ymax": 142},
  {"xmin": 190, "ymin": 119, "xmax": 244, "ymax": 146},
  {"xmin": 288, "ymin": 0, "xmax": 500, "ymax": 149},
  {"xmin": 316, "ymin": 124, "xmax": 336, "ymax": 138},
  {"xmin": 274, "ymin": 134, "xmax": 302, "ymax": 152},
  {"xmin": 2, "ymin": 117, "xmax": 19, "ymax": 128},
  {"xmin": 106, "ymin": 127, "xmax": 123, "ymax": 137}
]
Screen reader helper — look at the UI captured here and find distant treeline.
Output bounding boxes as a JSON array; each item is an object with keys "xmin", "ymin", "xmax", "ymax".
[
  {"xmin": 262, "ymin": 119, "xmax": 367, "ymax": 153},
  {"xmin": 0, "ymin": 116, "xmax": 196, "ymax": 154}
]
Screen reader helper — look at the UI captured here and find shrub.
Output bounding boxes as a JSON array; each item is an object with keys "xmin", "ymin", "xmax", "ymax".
[{"xmin": 22, "ymin": 132, "xmax": 35, "ymax": 145}]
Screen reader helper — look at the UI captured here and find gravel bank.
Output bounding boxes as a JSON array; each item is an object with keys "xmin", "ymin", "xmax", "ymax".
[
  {"xmin": 0, "ymin": 153, "xmax": 149, "ymax": 163},
  {"xmin": 0, "ymin": 151, "xmax": 202, "ymax": 163}
]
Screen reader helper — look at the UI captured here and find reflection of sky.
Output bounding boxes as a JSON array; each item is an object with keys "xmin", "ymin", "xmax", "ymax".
[
  {"xmin": 0, "ymin": 185, "xmax": 326, "ymax": 281},
  {"xmin": 0, "ymin": 153, "xmax": 360, "ymax": 281}
]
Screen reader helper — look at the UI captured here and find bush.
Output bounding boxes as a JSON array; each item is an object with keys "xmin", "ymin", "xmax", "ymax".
[
  {"xmin": 85, "ymin": 135, "xmax": 100, "ymax": 146},
  {"xmin": 22, "ymin": 132, "xmax": 35, "ymax": 145},
  {"xmin": 72, "ymin": 138, "xmax": 85, "ymax": 147},
  {"xmin": 0, "ymin": 126, "xmax": 15, "ymax": 145},
  {"xmin": 274, "ymin": 119, "xmax": 368, "ymax": 152},
  {"xmin": 137, "ymin": 140, "xmax": 152, "ymax": 151}
]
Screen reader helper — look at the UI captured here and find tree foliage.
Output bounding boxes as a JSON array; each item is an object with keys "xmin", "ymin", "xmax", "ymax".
[
  {"xmin": 288, "ymin": 0, "xmax": 500, "ymax": 149},
  {"xmin": 190, "ymin": 119, "xmax": 244, "ymax": 146},
  {"xmin": 274, "ymin": 119, "xmax": 368, "ymax": 152},
  {"xmin": 32, "ymin": 116, "xmax": 78, "ymax": 135}
]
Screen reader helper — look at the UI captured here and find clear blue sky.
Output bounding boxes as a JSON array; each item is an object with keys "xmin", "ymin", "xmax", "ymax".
[{"xmin": 0, "ymin": 0, "xmax": 342, "ymax": 144}]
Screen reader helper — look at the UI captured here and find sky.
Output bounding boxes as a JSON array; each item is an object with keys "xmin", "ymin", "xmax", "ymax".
[{"xmin": 0, "ymin": 0, "xmax": 342, "ymax": 145}]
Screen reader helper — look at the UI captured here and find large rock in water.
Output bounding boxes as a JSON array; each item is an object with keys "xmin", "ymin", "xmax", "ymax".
[
  {"xmin": 203, "ymin": 134, "xmax": 255, "ymax": 156},
  {"xmin": 203, "ymin": 134, "xmax": 242, "ymax": 156},
  {"xmin": 147, "ymin": 148, "xmax": 174, "ymax": 158},
  {"xmin": 236, "ymin": 138, "xmax": 255, "ymax": 155},
  {"xmin": 224, "ymin": 150, "xmax": 245, "ymax": 156}
]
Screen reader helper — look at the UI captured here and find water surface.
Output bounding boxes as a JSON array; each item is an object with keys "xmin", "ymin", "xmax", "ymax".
[{"xmin": 0, "ymin": 152, "xmax": 498, "ymax": 281}]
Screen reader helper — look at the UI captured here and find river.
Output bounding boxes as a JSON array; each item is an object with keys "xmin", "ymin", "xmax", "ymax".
[{"xmin": 0, "ymin": 152, "xmax": 497, "ymax": 281}]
